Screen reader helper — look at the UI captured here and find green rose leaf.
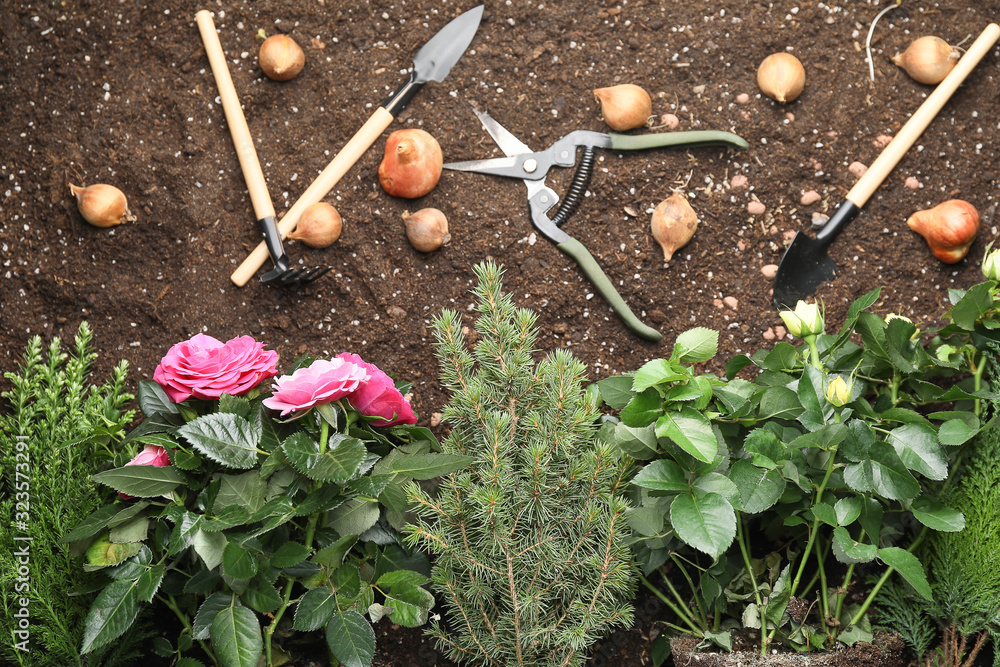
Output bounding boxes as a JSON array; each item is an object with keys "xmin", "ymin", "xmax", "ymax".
[
  {"xmin": 949, "ymin": 281, "xmax": 994, "ymax": 330},
  {"xmin": 854, "ymin": 312, "xmax": 889, "ymax": 360},
  {"xmin": 672, "ymin": 327, "xmax": 719, "ymax": 364},
  {"xmin": 385, "ymin": 582, "xmax": 435, "ymax": 627},
  {"xmin": 669, "ymin": 491, "xmax": 736, "ymax": 559},
  {"xmin": 631, "ymin": 459, "xmax": 689, "ymax": 494},
  {"xmin": 313, "ymin": 534, "xmax": 360, "ymax": 568},
  {"xmin": 283, "ymin": 432, "xmax": 366, "ymax": 482},
  {"xmin": 730, "ymin": 460, "xmax": 785, "ymax": 514},
  {"xmin": 835, "ymin": 496, "xmax": 862, "ymax": 526},
  {"xmin": 81, "ymin": 578, "xmax": 140, "ymax": 653},
  {"xmin": 326, "ymin": 610, "xmax": 375, "ymax": 667},
  {"xmin": 137, "ymin": 380, "xmax": 180, "ymax": 417},
  {"xmin": 388, "ymin": 452, "xmax": 474, "ymax": 480},
  {"xmin": 844, "ymin": 442, "xmax": 921, "ymax": 501},
  {"xmin": 758, "ymin": 386, "xmax": 803, "ymax": 421},
  {"xmin": 376, "ymin": 570, "xmax": 431, "ymax": 589},
  {"xmin": 179, "ymin": 412, "xmax": 261, "ymax": 469},
  {"xmin": 223, "ymin": 541, "xmax": 258, "ymax": 580},
  {"xmin": 620, "ymin": 388, "xmax": 662, "ymax": 428},
  {"xmin": 136, "ymin": 563, "xmax": 165, "ymax": 603},
  {"xmin": 887, "ymin": 423, "xmax": 948, "ymax": 481},
  {"xmin": 596, "ymin": 375, "xmax": 635, "ymax": 409},
  {"xmin": 214, "ymin": 471, "xmax": 267, "ymax": 514},
  {"xmin": 613, "ymin": 423, "xmax": 660, "ymax": 460},
  {"xmin": 878, "ymin": 546, "xmax": 932, "ymax": 601},
  {"xmin": 858, "ymin": 497, "xmax": 884, "ymax": 544},
  {"xmin": 811, "ymin": 502, "xmax": 838, "ymax": 527},
  {"xmin": 832, "ymin": 526, "xmax": 877, "ymax": 563},
  {"xmin": 242, "ymin": 581, "xmax": 282, "ymax": 615},
  {"xmin": 270, "ymin": 542, "xmax": 312, "ymax": 568},
  {"xmin": 193, "ymin": 592, "xmax": 234, "ymax": 640},
  {"xmin": 655, "ymin": 406, "xmax": 718, "ymax": 463},
  {"xmin": 632, "ymin": 359, "xmax": 688, "ymax": 392},
  {"xmin": 109, "ymin": 516, "xmax": 149, "ymax": 544},
  {"xmin": 328, "ymin": 497, "xmax": 380, "ymax": 537},
  {"xmin": 910, "ymin": 497, "xmax": 966, "ymax": 532},
  {"xmin": 85, "ymin": 535, "xmax": 142, "ymax": 570},
  {"xmin": 743, "ymin": 428, "xmax": 785, "ymax": 468},
  {"xmin": 61, "ymin": 504, "xmax": 120, "ymax": 543},
  {"xmin": 193, "ymin": 529, "xmax": 227, "ymax": 571},
  {"xmin": 184, "ymin": 569, "xmax": 222, "ymax": 595},
  {"xmin": 210, "ymin": 599, "xmax": 263, "ymax": 667},
  {"xmin": 293, "ymin": 586, "xmax": 338, "ymax": 632},
  {"xmin": 932, "ymin": 411, "xmax": 981, "ymax": 446},
  {"xmin": 92, "ymin": 465, "xmax": 185, "ymax": 498}
]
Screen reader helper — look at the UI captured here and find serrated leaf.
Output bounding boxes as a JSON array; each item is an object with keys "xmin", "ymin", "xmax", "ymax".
[
  {"xmin": 241, "ymin": 582, "xmax": 282, "ymax": 615},
  {"xmin": 283, "ymin": 432, "xmax": 366, "ymax": 482},
  {"xmin": 214, "ymin": 471, "xmax": 267, "ymax": 514},
  {"xmin": 949, "ymin": 281, "xmax": 994, "ymax": 330},
  {"xmin": 613, "ymin": 423, "xmax": 660, "ymax": 460},
  {"xmin": 184, "ymin": 569, "xmax": 222, "ymax": 595},
  {"xmin": 832, "ymin": 526, "xmax": 877, "ymax": 563},
  {"xmin": 202, "ymin": 504, "xmax": 253, "ymax": 532},
  {"xmin": 835, "ymin": 496, "xmax": 862, "ymax": 526},
  {"xmin": 179, "ymin": 413, "xmax": 261, "ymax": 469},
  {"xmin": 910, "ymin": 497, "xmax": 966, "ymax": 532},
  {"xmin": 92, "ymin": 466, "xmax": 185, "ymax": 497},
  {"xmin": 669, "ymin": 491, "xmax": 736, "ymax": 558},
  {"xmin": 328, "ymin": 498, "xmax": 380, "ymax": 537},
  {"xmin": 758, "ymin": 386, "xmax": 803, "ymax": 420},
  {"xmin": 293, "ymin": 587, "xmax": 338, "ymax": 632},
  {"xmin": 376, "ymin": 569, "xmax": 431, "ymax": 589},
  {"xmin": 270, "ymin": 542, "xmax": 312, "ymax": 568},
  {"xmin": 632, "ymin": 359, "xmax": 687, "ymax": 392},
  {"xmin": 109, "ymin": 516, "xmax": 149, "ymax": 544},
  {"xmin": 62, "ymin": 504, "xmax": 120, "ymax": 543},
  {"xmin": 655, "ymin": 407, "xmax": 718, "ymax": 463},
  {"xmin": 85, "ymin": 538, "xmax": 142, "ymax": 570},
  {"xmin": 210, "ymin": 600, "xmax": 263, "ymax": 667},
  {"xmin": 326, "ymin": 610, "xmax": 376, "ymax": 667},
  {"xmin": 193, "ymin": 529, "xmax": 227, "ymax": 571},
  {"xmin": 596, "ymin": 375, "xmax": 635, "ymax": 409},
  {"xmin": 620, "ymin": 388, "xmax": 662, "ymax": 427},
  {"xmin": 672, "ymin": 327, "xmax": 719, "ymax": 364},
  {"xmin": 389, "ymin": 452, "xmax": 473, "ymax": 480},
  {"xmin": 138, "ymin": 380, "xmax": 180, "ymax": 417},
  {"xmin": 631, "ymin": 459, "xmax": 688, "ymax": 493},
  {"xmin": 887, "ymin": 423, "xmax": 948, "ymax": 481},
  {"xmin": 730, "ymin": 460, "xmax": 785, "ymax": 514},
  {"xmin": 811, "ymin": 501, "xmax": 838, "ymax": 527},
  {"xmin": 81, "ymin": 578, "xmax": 140, "ymax": 653},
  {"xmin": 223, "ymin": 541, "xmax": 258, "ymax": 580},
  {"xmin": 193, "ymin": 592, "xmax": 233, "ymax": 640},
  {"xmin": 312, "ymin": 534, "xmax": 359, "ymax": 568},
  {"xmin": 136, "ymin": 564, "xmax": 165, "ymax": 603},
  {"xmin": 384, "ymin": 582, "xmax": 434, "ymax": 627},
  {"xmin": 878, "ymin": 547, "xmax": 932, "ymax": 600}
]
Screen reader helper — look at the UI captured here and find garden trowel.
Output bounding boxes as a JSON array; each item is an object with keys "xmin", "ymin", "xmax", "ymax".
[{"xmin": 773, "ymin": 22, "xmax": 1000, "ymax": 310}]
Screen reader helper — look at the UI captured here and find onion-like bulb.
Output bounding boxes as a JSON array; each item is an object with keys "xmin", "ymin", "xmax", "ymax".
[
  {"xmin": 259, "ymin": 34, "xmax": 305, "ymax": 81},
  {"xmin": 892, "ymin": 36, "xmax": 959, "ymax": 85},
  {"xmin": 593, "ymin": 84, "xmax": 652, "ymax": 131},
  {"xmin": 756, "ymin": 52, "xmax": 805, "ymax": 103},
  {"xmin": 378, "ymin": 129, "xmax": 443, "ymax": 199},
  {"xmin": 402, "ymin": 208, "xmax": 450, "ymax": 252},
  {"xmin": 288, "ymin": 202, "xmax": 342, "ymax": 248},
  {"xmin": 906, "ymin": 199, "xmax": 979, "ymax": 263},
  {"xmin": 651, "ymin": 193, "xmax": 698, "ymax": 262},
  {"xmin": 69, "ymin": 183, "xmax": 136, "ymax": 228}
]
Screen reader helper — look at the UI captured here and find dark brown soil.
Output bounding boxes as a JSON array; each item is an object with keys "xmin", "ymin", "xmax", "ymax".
[
  {"xmin": 671, "ymin": 632, "xmax": 907, "ymax": 667},
  {"xmin": 3, "ymin": 0, "xmax": 1000, "ymax": 665}
]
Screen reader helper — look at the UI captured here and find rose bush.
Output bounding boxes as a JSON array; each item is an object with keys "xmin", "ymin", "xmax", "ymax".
[
  {"xmin": 152, "ymin": 333, "xmax": 279, "ymax": 402},
  {"xmin": 64, "ymin": 334, "xmax": 471, "ymax": 667}
]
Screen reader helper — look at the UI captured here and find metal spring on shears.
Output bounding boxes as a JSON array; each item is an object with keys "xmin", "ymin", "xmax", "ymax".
[{"xmin": 551, "ymin": 146, "xmax": 596, "ymax": 227}]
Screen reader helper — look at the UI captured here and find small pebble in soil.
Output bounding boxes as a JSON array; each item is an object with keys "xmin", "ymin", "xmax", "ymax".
[
  {"xmin": 737, "ymin": 239, "xmax": 747, "ymax": 251},
  {"xmin": 874, "ymin": 134, "xmax": 894, "ymax": 148},
  {"xmin": 692, "ymin": 84, "xmax": 706, "ymax": 95},
  {"xmin": 769, "ymin": 224, "xmax": 779, "ymax": 235},
  {"xmin": 800, "ymin": 190, "xmax": 821, "ymax": 206},
  {"xmin": 736, "ymin": 92, "xmax": 750, "ymax": 104},
  {"xmin": 761, "ymin": 264, "xmax": 778, "ymax": 279},
  {"xmin": 723, "ymin": 296, "xmax": 738, "ymax": 310},
  {"xmin": 763, "ymin": 327, "xmax": 776, "ymax": 341},
  {"xmin": 783, "ymin": 230, "xmax": 796, "ymax": 242},
  {"xmin": 748, "ymin": 200, "xmax": 766, "ymax": 215},
  {"xmin": 660, "ymin": 113, "xmax": 679, "ymax": 129},
  {"xmin": 430, "ymin": 412, "xmax": 443, "ymax": 427},
  {"xmin": 785, "ymin": 112, "xmax": 795, "ymax": 122},
  {"xmin": 812, "ymin": 212, "xmax": 830, "ymax": 227},
  {"xmin": 713, "ymin": 298, "xmax": 724, "ymax": 309},
  {"xmin": 905, "ymin": 176, "xmax": 922, "ymax": 190},
  {"xmin": 776, "ymin": 325, "xmax": 788, "ymax": 338},
  {"xmin": 849, "ymin": 161, "xmax": 868, "ymax": 178},
  {"xmin": 730, "ymin": 174, "xmax": 749, "ymax": 189}
]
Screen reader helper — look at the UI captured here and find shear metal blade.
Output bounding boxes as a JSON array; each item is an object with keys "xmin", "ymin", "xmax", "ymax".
[
  {"xmin": 472, "ymin": 107, "xmax": 533, "ymax": 156},
  {"xmin": 443, "ymin": 156, "xmax": 523, "ymax": 177}
]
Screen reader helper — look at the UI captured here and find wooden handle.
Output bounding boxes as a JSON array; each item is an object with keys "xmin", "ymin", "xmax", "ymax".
[
  {"xmin": 196, "ymin": 10, "xmax": 275, "ymax": 222},
  {"xmin": 230, "ymin": 106, "xmax": 396, "ymax": 286},
  {"xmin": 847, "ymin": 22, "xmax": 1000, "ymax": 207}
]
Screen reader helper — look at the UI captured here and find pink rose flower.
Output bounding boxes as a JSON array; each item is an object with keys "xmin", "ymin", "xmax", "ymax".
[
  {"xmin": 120, "ymin": 444, "xmax": 171, "ymax": 499},
  {"xmin": 336, "ymin": 353, "xmax": 417, "ymax": 427},
  {"xmin": 263, "ymin": 358, "xmax": 369, "ymax": 417},
  {"xmin": 153, "ymin": 333, "xmax": 278, "ymax": 403}
]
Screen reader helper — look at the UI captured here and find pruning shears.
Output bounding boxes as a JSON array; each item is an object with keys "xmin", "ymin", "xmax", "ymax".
[{"xmin": 444, "ymin": 108, "xmax": 749, "ymax": 342}]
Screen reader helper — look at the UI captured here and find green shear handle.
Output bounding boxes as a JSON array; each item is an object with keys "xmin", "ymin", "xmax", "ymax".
[{"xmin": 556, "ymin": 237, "xmax": 662, "ymax": 342}]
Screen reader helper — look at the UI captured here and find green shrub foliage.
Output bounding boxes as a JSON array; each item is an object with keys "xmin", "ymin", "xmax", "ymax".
[
  {"xmin": 404, "ymin": 262, "xmax": 637, "ymax": 666},
  {"xmin": 0, "ymin": 323, "xmax": 148, "ymax": 666}
]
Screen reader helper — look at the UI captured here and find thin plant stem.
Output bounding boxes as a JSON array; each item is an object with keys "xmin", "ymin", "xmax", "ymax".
[
  {"xmin": 834, "ymin": 562, "xmax": 857, "ymax": 624},
  {"xmin": 736, "ymin": 517, "xmax": 767, "ymax": 655},
  {"xmin": 814, "ymin": 536, "xmax": 829, "ymax": 628},
  {"xmin": 669, "ymin": 553, "xmax": 708, "ymax": 626},
  {"xmin": 638, "ymin": 573, "xmax": 704, "ymax": 636},
  {"xmin": 866, "ymin": 1, "xmax": 902, "ymax": 82},
  {"xmin": 159, "ymin": 594, "xmax": 218, "ymax": 665}
]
